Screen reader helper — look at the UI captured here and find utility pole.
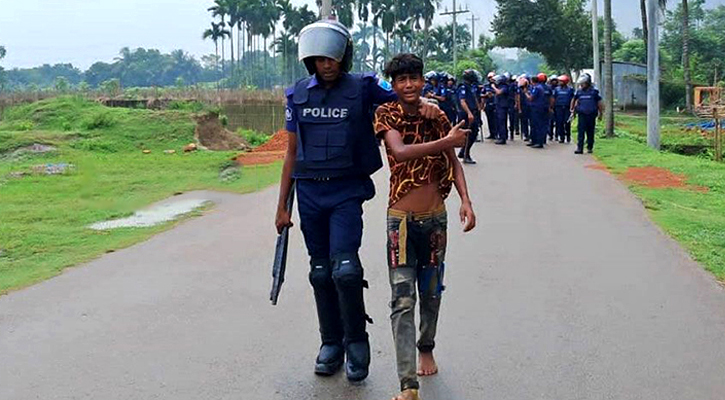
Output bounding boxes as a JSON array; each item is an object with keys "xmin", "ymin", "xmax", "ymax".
[
  {"xmin": 321, "ymin": 0, "xmax": 332, "ymax": 19},
  {"xmin": 469, "ymin": 14, "xmax": 480, "ymax": 50},
  {"xmin": 592, "ymin": 0, "xmax": 601, "ymax": 88},
  {"xmin": 440, "ymin": 0, "xmax": 469, "ymax": 68},
  {"xmin": 646, "ymin": 0, "xmax": 660, "ymax": 149}
]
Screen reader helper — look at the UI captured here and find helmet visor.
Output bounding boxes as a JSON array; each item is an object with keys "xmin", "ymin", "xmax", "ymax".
[{"xmin": 298, "ymin": 22, "xmax": 349, "ymax": 63}]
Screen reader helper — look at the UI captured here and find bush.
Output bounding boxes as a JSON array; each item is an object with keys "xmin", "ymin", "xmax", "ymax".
[
  {"xmin": 238, "ymin": 129, "xmax": 270, "ymax": 147},
  {"xmin": 81, "ymin": 112, "xmax": 115, "ymax": 130},
  {"xmin": 661, "ymin": 80, "xmax": 686, "ymax": 109}
]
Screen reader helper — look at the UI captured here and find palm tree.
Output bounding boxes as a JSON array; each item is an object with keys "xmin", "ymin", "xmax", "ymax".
[
  {"xmin": 203, "ymin": 22, "xmax": 225, "ymax": 77},
  {"xmin": 640, "ymin": 0, "xmax": 668, "ymax": 58},
  {"xmin": 208, "ymin": 0, "xmax": 230, "ymax": 76},
  {"xmin": 682, "ymin": 0, "xmax": 692, "ymax": 111}
]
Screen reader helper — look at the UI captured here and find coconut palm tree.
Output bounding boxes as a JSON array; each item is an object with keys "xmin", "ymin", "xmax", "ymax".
[
  {"xmin": 203, "ymin": 22, "xmax": 226, "ymax": 76},
  {"xmin": 682, "ymin": 0, "xmax": 692, "ymax": 111},
  {"xmin": 208, "ymin": 0, "xmax": 230, "ymax": 76},
  {"xmin": 604, "ymin": 0, "xmax": 614, "ymax": 137}
]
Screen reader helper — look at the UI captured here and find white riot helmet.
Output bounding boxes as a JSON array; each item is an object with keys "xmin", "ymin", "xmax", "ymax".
[
  {"xmin": 298, "ymin": 19, "xmax": 354, "ymax": 75},
  {"xmin": 577, "ymin": 73, "xmax": 593, "ymax": 86}
]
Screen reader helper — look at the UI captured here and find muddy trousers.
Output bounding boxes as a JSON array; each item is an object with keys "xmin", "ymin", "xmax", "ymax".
[
  {"xmin": 297, "ymin": 178, "xmax": 375, "ymax": 349},
  {"xmin": 386, "ymin": 207, "xmax": 448, "ymax": 391}
]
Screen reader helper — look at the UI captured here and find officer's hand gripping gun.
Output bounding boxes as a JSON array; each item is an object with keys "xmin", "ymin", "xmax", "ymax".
[{"xmin": 270, "ymin": 185, "xmax": 295, "ymax": 306}]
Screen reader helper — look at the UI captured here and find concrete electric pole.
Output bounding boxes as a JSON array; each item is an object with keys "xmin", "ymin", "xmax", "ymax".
[
  {"xmin": 469, "ymin": 14, "xmax": 480, "ymax": 51},
  {"xmin": 592, "ymin": 0, "xmax": 601, "ymax": 88},
  {"xmin": 646, "ymin": 0, "xmax": 661, "ymax": 149},
  {"xmin": 321, "ymin": 0, "xmax": 332, "ymax": 19},
  {"xmin": 440, "ymin": 0, "xmax": 469, "ymax": 68}
]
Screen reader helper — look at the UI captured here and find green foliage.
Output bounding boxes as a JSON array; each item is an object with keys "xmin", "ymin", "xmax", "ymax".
[
  {"xmin": 100, "ymin": 79, "xmax": 121, "ymax": 97},
  {"xmin": 596, "ymin": 119, "xmax": 725, "ymax": 280},
  {"xmin": 54, "ymin": 76, "xmax": 70, "ymax": 93},
  {"xmin": 81, "ymin": 112, "xmax": 116, "ymax": 130},
  {"xmin": 167, "ymin": 101, "xmax": 206, "ymax": 113},
  {"xmin": 613, "ymin": 40, "xmax": 646, "ymax": 64},
  {"xmin": 238, "ymin": 129, "xmax": 271, "ymax": 147}
]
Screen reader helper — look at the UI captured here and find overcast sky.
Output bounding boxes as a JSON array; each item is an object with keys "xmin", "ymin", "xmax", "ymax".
[{"xmin": 0, "ymin": 0, "xmax": 722, "ymax": 70}]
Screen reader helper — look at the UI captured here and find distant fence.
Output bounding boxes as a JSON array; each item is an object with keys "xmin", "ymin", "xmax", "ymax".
[{"xmin": 223, "ymin": 103, "xmax": 285, "ymax": 135}]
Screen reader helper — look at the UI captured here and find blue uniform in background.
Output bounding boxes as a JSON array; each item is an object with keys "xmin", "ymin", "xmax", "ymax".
[
  {"xmin": 457, "ymin": 82, "xmax": 480, "ymax": 159},
  {"xmin": 574, "ymin": 86, "xmax": 602, "ymax": 152},
  {"xmin": 483, "ymin": 83, "xmax": 497, "ymax": 139},
  {"xmin": 554, "ymin": 86, "xmax": 575, "ymax": 142},
  {"xmin": 508, "ymin": 84, "xmax": 519, "ymax": 139},
  {"xmin": 422, "ymin": 82, "xmax": 438, "ymax": 97},
  {"xmin": 529, "ymin": 83, "xmax": 548, "ymax": 146},
  {"xmin": 519, "ymin": 85, "xmax": 531, "ymax": 141},
  {"xmin": 285, "ymin": 72, "xmax": 396, "ymax": 352},
  {"xmin": 494, "ymin": 82, "xmax": 510, "ymax": 142},
  {"xmin": 440, "ymin": 84, "xmax": 458, "ymax": 125}
]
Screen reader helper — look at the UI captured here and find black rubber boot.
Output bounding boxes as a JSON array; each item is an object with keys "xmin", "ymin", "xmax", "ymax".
[
  {"xmin": 309, "ymin": 259, "xmax": 345, "ymax": 376},
  {"xmin": 331, "ymin": 254, "xmax": 371, "ymax": 383},
  {"xmin": 315, "ymin": 343, "xmax": 344, "ymax": 376},
  {"xmin": 345, "ymin": 340, "xmax": 371, "ymax": 382}
]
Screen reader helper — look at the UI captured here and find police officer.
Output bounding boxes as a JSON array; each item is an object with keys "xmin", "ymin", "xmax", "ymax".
[
  {"xmin": 441, "ymin": 72, "xmax": 458, "ymax": 125},
  {"xmin": 492, "ymin": 74, "xmax": 510, "ymax": 145},
  {"xmin": 553, "ymin": 75, "xmax": 575, "ymax": 143},
  {"xmin": 545, "ymin": 76, "xmax": 558, "ymax": 142},
  {"xmin": 524, "ymin": 73, "xmax": 548, "ymax": 149},
  {"xmin": 571, "ymin": 73, "xmax": 603, "ymax": 154},
  {"xmin": 508, "ymin": 74, "xmax": 519, "ymax": 140},
  {"xmin": 275, "ymin": 19, "xmax": 441, "ymax": 383},
  {"xmin": 457, "ymin": 69, "xmax": 481, "ymax": 163},
  {"xmin": 518, "ymin": 75, "xmax": 532, "ymax": 141},
  {"xmin": 422, "ymin": 71, "xmax": 440, "ymax": 98},
  {"xmin": 482, "ymin": 72, "xmax": 497, "ymax": 140}
]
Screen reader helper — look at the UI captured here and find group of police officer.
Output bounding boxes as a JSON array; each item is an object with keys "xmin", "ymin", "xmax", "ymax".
[{"xmin": 421, "ymin": 69, "xmax": 603, "ymax": 161}]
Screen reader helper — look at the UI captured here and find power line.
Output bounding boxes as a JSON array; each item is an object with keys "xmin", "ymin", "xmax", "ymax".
[{"xmin": 440, "ymin": 0, "xmax": 470, "ymax": 67}]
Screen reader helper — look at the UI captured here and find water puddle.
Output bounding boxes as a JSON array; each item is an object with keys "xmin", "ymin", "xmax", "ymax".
[{"xmin": 89, "ymin": 198, "xmax": 210, "ymax": 230}]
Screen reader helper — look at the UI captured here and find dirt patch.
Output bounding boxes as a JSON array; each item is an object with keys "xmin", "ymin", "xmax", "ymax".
[
  {"xmin": 234, "ymin": 130, "xmax": 289, "ymax": 165},
  {"xmin": 585, "ymin": 163, "xmax": 609, "ymax": 172},
  {"xmin": 194, "ymin": 113, "xmax": 250, "ymax": 151},
  {"xmin": 622, "ymin": 167, "xmax": 709, "ymax": 192}
]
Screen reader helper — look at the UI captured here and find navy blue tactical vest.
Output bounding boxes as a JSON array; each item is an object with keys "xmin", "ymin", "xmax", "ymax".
[
  {"xmin": 554, "ymin": 87, "xmax": 575, "ymax": 107},
  {"xmin": 291, "ymin": 73, "xmax": 382, "ymax": 179},
  {"xmin": 576, "ymin": 88, "xmax": 600, "ymax": 115},
  {"xmin": 458, "ymin": 83, "xmax": 479, "ymax": 112},
  {"xmin": 495, "ymin": 83, "xmax": 510, "ymax": 109}
]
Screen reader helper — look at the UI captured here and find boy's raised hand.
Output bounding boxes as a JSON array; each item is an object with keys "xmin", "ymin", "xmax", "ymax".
[
  {"xmin": 447, "ymin": 120, "xmax": 469, "ymax": 148},
  {"xmin": 459, "ymin": 201, "xmax": 476, "ymax": 232},
  {"xmin": 418, "ymin": 98, "xmax": 441, "ymax": 119}
]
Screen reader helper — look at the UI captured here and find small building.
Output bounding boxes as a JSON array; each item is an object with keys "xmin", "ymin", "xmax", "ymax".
[{"xmin": 596, "ymin": 61, "xmax": 648, "ymax": 110}]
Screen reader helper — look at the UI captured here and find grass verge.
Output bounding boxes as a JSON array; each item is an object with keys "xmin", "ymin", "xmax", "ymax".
[
  {"xmin": 0, "ymin": 97, "xmax": 281, "ymax": 294},
  {"xmin": 595, "ymin": 114, "xmax": 725, "ymax": 281}
]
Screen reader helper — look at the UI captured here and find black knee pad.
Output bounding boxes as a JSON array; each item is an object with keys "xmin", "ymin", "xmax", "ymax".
[
  {"xmin": 309, "ymin": 258, "xmax": 333, "ymax": 289},
  {"xmin": 331, "ymin": 253, "xmax": 363, "ymax": 288}
]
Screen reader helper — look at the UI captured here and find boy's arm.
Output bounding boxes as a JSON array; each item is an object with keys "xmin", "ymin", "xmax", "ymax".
[
  {"xmin": 382, "ymin": 120, "xmax": 468, "ymax": 163},
  {"xmin": 445, "ymin": 148, "xmax": 476, "ymax": 232}
]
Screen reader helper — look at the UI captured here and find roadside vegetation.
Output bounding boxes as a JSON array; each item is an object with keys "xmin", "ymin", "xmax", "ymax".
[
  {"xmin": 0, "ymin": 97, "xmax": 280, "ymax": 293},
  {"xmin": 595, "ymin": 112, "xmax": 725, "ymax": 280}
]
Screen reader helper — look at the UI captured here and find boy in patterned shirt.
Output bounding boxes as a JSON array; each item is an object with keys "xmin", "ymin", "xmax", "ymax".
[{"xmin": 374, "ymin": 53, "xmax": 477, "ymax": 400}]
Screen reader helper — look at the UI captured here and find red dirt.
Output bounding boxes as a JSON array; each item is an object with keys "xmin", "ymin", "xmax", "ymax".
[
  {"xmin": 622, "ymin": 167, "xmax": 709, "ymax": 192},
  {"xmin": 234, "ymin": 130, "xmax": 288, "ymax": 165},
  {"xmin": 585, "ymin": 163, "xmax": 609, "ymax": 172}
]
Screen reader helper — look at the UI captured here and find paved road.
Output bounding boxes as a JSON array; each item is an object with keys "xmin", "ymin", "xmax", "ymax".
[{"xmin": 2, "ymin": 140, "xmax": 725, "ymax": 400}]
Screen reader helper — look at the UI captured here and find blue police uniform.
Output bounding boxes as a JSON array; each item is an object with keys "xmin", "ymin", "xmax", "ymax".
[
  {"xmin": 456, "ymin": 82, "xmax": 480, "ymax": 159},
  {"xmin": 440, "ymin": 85, "xmax": 458, "ymax": 125},
  {"xmin": 285, "ymin": 71, "xmax": 395, "ymax": 357},
  {"xmin": 494, "ymin": 82, "xmax": 510, "ymax": 142},
  {"xmin": 422, "ymin": 82, "xmax": 437, "ymax": 97},
  {"xmin": 508, "ymin": 84, "xmax": 519, "ymax": 139},
  {"xmin": 483, "ymin": 83, "xmax": 497, "ymax": 139},
  {"xmin": 574, "ymin": 86, "xmax": 602, "ymax": 152},
  {"xmin": 519, "ymin": 85, "xmax": 531, "ymax": 141},
  {"xmin": 554, "ymin": 86, "xmax": 575, "ymax": 142},
  {"xmin": 529, "ymin": 83, "xmax": 548, "ymax": 146}
]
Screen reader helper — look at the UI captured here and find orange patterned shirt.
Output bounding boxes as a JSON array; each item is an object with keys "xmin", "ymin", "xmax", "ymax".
[{"xmin": 374, "ymin": 101, "xmax": 455, "ymax": 207}]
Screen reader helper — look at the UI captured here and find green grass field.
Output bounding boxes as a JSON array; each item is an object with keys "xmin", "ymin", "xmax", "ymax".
[
  {"xmin": 0, "ymin": 97, "xmax": 281, "ymax": 294},
  {"xmin": 596, "ymin": 113, "xmax": 725, "ymax": 280}
]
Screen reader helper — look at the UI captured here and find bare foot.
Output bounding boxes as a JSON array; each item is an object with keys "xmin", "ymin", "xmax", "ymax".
[
  {"xmin": 417, "ymin": 352, "xmax": 438, "ymax": 376},
  {"xmin": 391, "ymin": 389, "xmax": 420, "ymax": 400}
]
